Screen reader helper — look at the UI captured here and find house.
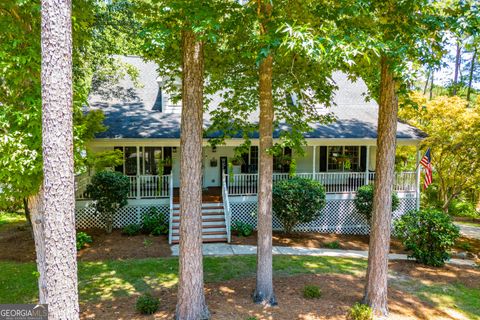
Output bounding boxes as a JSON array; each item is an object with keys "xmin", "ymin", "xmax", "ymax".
[{"xmin": 75, "ymin": 55, "xmax": 424, "ymax": 244}]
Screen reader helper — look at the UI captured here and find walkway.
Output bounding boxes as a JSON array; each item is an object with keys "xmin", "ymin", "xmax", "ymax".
[
  {"xmin": 170, "ymin": 243, "xmax": 477, "ymax": 267},
  {"xmin": 456, "ymin": 223, "xmax": 480, "ymax": 240}
]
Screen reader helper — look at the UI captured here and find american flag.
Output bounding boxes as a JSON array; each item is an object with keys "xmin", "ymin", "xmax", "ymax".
[{"xmin": 420, "ymin": 148, "xmax": 432, "ymax": 190}]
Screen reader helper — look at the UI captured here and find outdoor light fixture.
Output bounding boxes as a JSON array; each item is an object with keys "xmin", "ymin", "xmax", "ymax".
[
  {"xmin": 212, "ymin": 146, "xmax": 217, "ymax": 153},
  {"xmin": 172, "ymin": 147, "xmax": 177, "ymax": 153}
]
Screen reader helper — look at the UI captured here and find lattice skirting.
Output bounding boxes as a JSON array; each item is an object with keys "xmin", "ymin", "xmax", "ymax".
[
  {"xmin": 75, "ymin": 204, "xmax": 169, "ymax": 229},
  {"xmin": 230, "ymin": 196, "xmax": 418, "ymax": 235}
]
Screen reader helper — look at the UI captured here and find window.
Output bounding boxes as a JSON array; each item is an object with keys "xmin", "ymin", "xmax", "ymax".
[
  {"xmin": 327, "ymin": 146, "xmax": 360, "ymax": 172},
  {"xmin": 125, "ymin": 146, "xmax": 142, "ymax": 176},
  {"xmin": 240, "ymin": 146, "xmax": 259, "ymax": 173},
  {"xmin": 144, "ymin": 147, "xmax": 162, "ymax": 175},
  {"xmin": 152, "ymin": 87, "xmax": 163, "ymax": 111},
  {"xmin": 273, "ymin": 147, "xmax": 292, "ymax": 173}
]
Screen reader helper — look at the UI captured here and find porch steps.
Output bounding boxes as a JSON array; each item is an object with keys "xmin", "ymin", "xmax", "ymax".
[{"xmin": 170, "ymin": 202, "xmax": 228, "ymax": 244}]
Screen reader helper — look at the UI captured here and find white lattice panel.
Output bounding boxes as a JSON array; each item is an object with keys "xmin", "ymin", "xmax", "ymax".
[
  {"xmin": 75, "ymin": 204, "xmax": 169, "ymax": 229},
  {"xmin": 230, "ymin": 196, "xmax": 418, "ymax": 235}
]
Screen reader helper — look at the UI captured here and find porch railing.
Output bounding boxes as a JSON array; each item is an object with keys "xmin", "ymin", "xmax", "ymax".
[
  {"xmin": 75, "ymin": 174, "xmax": 171, "ymax": 200},
  {"xmin": 222, "ymin": 173, "xmax": 232, "ymax": 243},
  {"xmin": 227, "ymin": 171, "xmax": 416, "ymax": 196},
  {"xmin": 168, "ymin": 173, "xmax": 174, "ymax": 244}
]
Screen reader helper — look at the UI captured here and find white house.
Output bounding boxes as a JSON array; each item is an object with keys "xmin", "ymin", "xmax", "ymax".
[{"xmin": 75, "ymin": 56, "xmax": 424, "ymax": 244}]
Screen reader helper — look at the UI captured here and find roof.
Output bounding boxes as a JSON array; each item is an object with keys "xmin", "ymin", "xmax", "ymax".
[{"xmin": 88, "ymin": 56, "xmax": 426, "ymax": 140}]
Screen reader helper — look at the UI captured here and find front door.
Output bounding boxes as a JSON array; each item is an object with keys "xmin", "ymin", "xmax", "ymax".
[{"xmin": 220, "ymin": 157, "xmax": 228, "ymax": 186}]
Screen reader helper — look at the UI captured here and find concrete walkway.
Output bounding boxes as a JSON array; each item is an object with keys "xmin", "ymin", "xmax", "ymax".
[
  {"xmin": 170, "ymin": 243, "xmax": 477, "ymax": 267},
  {"xmin": 456, "ymin": 223, "xmax": 480, "ymax": 240}
]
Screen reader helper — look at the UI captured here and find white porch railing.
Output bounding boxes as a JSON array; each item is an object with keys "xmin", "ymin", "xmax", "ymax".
[
  {"xmin": 222, "ymin": 173, "xmax": 232, "ymax": 243},
  {"xmin": 227, "ymin": 171, "xmax": 416, "ymax": 196},
  {"xmin": 168, "ymin": 173, "xmax": 174, "ymax": 244},
  {"xmin": 75, "ymin": 174, "xmax": 171, "ymax": 200}
]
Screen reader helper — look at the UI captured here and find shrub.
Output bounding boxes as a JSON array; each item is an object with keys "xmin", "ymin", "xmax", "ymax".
[
  {"xmin": 86, "ymin": 171, "xmax": 130, "ymax": 233},
  {"xmin": 347, "ymin": 303, "xmax": 373, "ymax": 320},
  {"xmin": 394, "ymin": 209, "xmax": 460, "ymax": 267},
  {"xmin": 324, "ymin": 241, "xmax": 341, "ymax": 249},
  {"xmin": 76, "ymin": 232, "xmax": 92, "ymax": 251},
  {"xmin": 448, "ymin": 199, "xmax": 479, "ymax": 219},
  {"xmin": 354, "ymin": 184, "xmax": 399, "ymax": 223},
  {"xmin": 272, "ymin": 177, "xmax": 326, "ymax": 233},
  {"xmin": 135, "ymin": 293, "xmax": 159, "ymax": 315},
  {"xmin": 142, "ymin": 207, "xmax": 168, "ymax": 235},
  {"xmin": 231, "ymin": 221, "xmax": 254, "ymax": 237},
  {"xmin": 303, "ymin": 285, "xmax": 322, "ymax": 299},
  {"xmin": 122, "ymin": 224, "xmax": 141, "ymax": 236}
]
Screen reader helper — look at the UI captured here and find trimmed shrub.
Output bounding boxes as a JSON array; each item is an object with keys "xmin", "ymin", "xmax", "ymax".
[
  {"xmin": 347, "ymin": 303, "xmax": 373, "ymax": 320},
  {"xmin": 394, "ymin": 209, "xmax": 460, "ymax": 267},
  {"xmin": 135, "ymin": 293, "xmax": 159, "ymax": 315},
  {"xmin": 354, "ymin": 184, "xmax": 399, "ymax": 222},
  {"xmin": 142, "ymin": 207, "xmax": 168, "ymax": 235},
  {"xmin": 86, "ymin": 171, "xmax": 130, "ymax": 233},
  {"xmin": 303, "ymin": 285, "xmax": 322, "ymax": 299},
  {"xmin": 272, "ymin": 177, "xmax": 326, "ymax": 233},
  {"xmin": 122, "ymin": 224, "xmax": 141, "ymax": 236},
  {"xmin": 231, "ymin": 221, "xmax": 253, "ymax": 237},
  {"xmin": 76, "ymin": 232, "xmax": 92, "ymax": 251}
]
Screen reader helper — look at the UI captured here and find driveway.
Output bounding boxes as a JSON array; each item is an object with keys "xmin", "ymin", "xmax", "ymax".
[{"xmin": 456, "ymin": 223, "xmax": 480, "ymax": 240}]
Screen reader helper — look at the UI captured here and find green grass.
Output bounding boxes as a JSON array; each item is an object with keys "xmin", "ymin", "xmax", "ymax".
[
  {"xmin": 457, "ymin": 221, "xmax": 480, "ymax": 228},
  {"xmin": 1, "ymin": 255, "xmax": 479, "ymax": 319},
  {"xmin": 0, "ymin": 212, "xmax": 26, "ymax": 230},
  {"xmin": 393, "ymin": 278, "xmax": 480, "ymax": 320},
  {"xmin": 0, "ymin": 255, "xmax": 366, "ymax": 304}
]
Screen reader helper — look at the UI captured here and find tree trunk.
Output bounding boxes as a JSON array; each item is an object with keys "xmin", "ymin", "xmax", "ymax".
[
  {"xmin": 363, "ymin": 56, "xmax": 398, "ymax": 317},
  {"xmin": 29, "ymin": 190, "xmax": 46, "ymax": 302},
  {"xmin": 23, "ymin": 197, "xmax": 32, "ymax": 229},
  {"xmin": 429, "ymin": 70, "xmax": 434, "ymax": 100},
  {"xmin": 40, "ymin": 0, "xmax": 79, "ymax": 318},
  {"xmin": 453, "ymin": 43, "xmax": 461, "ymax": 96},
  {"xmin": 467, "ymin": 47, "xmax": 477, "ymax": 104},
  {"xmin": 423, "ymin": 70, "xmax": 430, "ymax": 95},
  {"xmin": 176, "ymin": 30, "xmax": 210, "ymax": 320},
  {"xmin": 253, "ymin": 53, "xmax": 277, "ymax": 306}
]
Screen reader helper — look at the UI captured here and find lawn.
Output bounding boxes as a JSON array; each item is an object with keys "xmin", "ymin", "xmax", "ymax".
[
  {"xmin": 0, "ymin": 212, "xmax": 26, "ymax": 231},
  {"xmin": 1, "ymin": 256, "xmax": 479, "ymax": 319}
]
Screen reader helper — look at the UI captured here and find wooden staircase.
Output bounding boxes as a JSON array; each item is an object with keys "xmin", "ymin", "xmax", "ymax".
[{"xmin": 170, "ymin": 202, "xmax": 228, "ymax": 244}]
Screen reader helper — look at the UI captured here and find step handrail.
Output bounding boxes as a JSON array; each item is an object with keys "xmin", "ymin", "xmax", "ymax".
[
  {"xmin": 222, "ymin": 173, "xmax": 232, "ymax": 243},
  {"xmin": 168, "ymin": 173, "xmax": 173, "ymax": 244}
]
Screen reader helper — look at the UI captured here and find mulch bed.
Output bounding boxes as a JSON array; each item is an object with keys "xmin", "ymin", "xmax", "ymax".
[
  {"xmin": 81, "ymin": 260, "xmax": 480, "ymax": 319},
  {"xmin": 1, "ymin": 224, "xmax": 478, "ymax": 262},
  {"xmin": 231, "ymin": 231, "xmax": 480, "ymax": 256}
]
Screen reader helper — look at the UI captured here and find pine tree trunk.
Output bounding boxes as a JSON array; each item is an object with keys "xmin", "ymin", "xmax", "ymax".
[
  {"xmin": 467, "ymin": 47, "xmax": 477, "ymax": 104},
  {"xmin": 29, "ymin": 190, "xmax": 46, "ymax": 302},
  {"xmin": 40, "ymin": 0, "xmax": 79, "ymax": 318},
  {"xmin": 176, "ymin": 30, "xmax": 210, "ymax": 320},
  {"xmin": 363, "ymin": 56, "xmax": 398, "ymax": 317},
  {"xmin": 253, "ymin": 54, "xmax": 277, "ymax": 306},
  {"xmin": 453, "ymin": 43, "xmax": 461, "ymax": 95}
]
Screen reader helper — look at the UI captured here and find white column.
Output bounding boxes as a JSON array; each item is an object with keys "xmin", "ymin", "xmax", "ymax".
[
  {"xmin": 365, "ymin": 146, "xmax": 370, "ymax": 185},
  {"xmin": 136, "ymin": 146, "xmax": 141, "ymax": 199},
  {"xmin": 312, "ymin": 145, "xmax": 316, "ymax": 175},
  {"xmin": 415, "ymin": 146, "xmax": 421, "ymax": 210}
]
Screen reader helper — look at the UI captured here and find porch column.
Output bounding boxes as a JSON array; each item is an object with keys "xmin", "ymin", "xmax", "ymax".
[
  {"xmin": 365, "ymin": 146, "xmax": 370, "ymax": 185},
  {"xmin": 136, "ymin": 146, "xmax": 141, "ymax": 199},
  {"xmin": 312, "ymin": 145, "xmax": 316, "ymax": 175},
  {"xmin": 415, "ymin": 146, "xmax": 421, "ymax": 210}
]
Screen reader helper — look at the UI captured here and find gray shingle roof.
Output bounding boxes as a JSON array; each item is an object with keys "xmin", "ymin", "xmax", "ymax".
[{"xmin": 88, "ymin": 56, "xmax": 425, "ymax": 140}]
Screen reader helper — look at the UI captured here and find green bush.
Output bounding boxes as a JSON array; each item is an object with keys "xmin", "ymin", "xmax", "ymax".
[
  {"xmin": 324, "ymin": 241, "xmax": 341, "ymax": 249},
  {"xmin": 142, "ymin": 207, "xmax": 168, "ymax": 235},
  {"xmin": 76, "ymin": 232, "xmax": 92, "ymax": 251},
  {"xmin": 231, "ymin": 221, "xmax": 253, "ymax": 237},
  {"xmin": 86, "ymin": 171, "xmax": 130, "ymax": 233},
  {"xmin": 303, "ymin": 285, "xmax": 322, "ymax": 299},
  {"xmin": 135, "ymin": 293, "xmax": 159, "ymax": 315},
  {"xmin": 394, "ymin": 209, "xmax": 460, "ymax": 267},
  {"xmin": 347, "ymin": 303, "xmax": 373, "ymax": 320},
  {"xmin": 448, "ymin": 199, "xmax": 479, "ymax": 218},
  {"xmin": 122, "ymin": 224, "xmax": 141, "ymax": 236},
  {"xmin": 354, "ymin": 184, "xmax": 400, "ymax": 222},
  {"xmin": 272, "ymin": 177, "xmax": 326, "ymax": 233}
]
